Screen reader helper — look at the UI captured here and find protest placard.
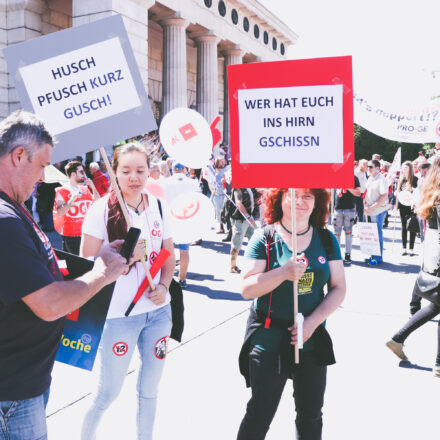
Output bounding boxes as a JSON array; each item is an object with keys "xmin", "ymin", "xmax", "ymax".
[
  {"xmin": 227, "ymin": 56, "xmax": 353, "ymax": 188},
  {"xmin": 3, "ymin": 15, "xmax": 156, "ymax": 163},
  {"xmin": 358, "ymin": 222, "xmax": 381, "ymax": 256},
  {"xmin": 55, "ymin": 250, "xmax": 114, "ymax": 371}
]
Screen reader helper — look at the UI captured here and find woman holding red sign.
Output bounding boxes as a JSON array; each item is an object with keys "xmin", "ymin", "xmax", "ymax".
[
  {"xmin": 80, "ymin": 143, "xmax": 175, "ymax": 440},
  {"xmin": 237, "ymin": 188, "xmax": 346, "ymax": 440}
]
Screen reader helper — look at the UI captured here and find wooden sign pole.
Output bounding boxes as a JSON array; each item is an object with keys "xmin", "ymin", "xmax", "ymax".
[
  {"xmin": 290, "ymin": 188, "xmax": 299, "ymax": 364},
  {"xmin": 99, "ymin": 148, "xmax": 156, "ymax": 290}
]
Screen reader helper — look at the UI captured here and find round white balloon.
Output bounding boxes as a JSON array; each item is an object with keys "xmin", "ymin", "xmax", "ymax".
[
  {"xmin": 398, "ymin": 190, "xmax": 413, "ymax": 206},
  {"xmin": 168, "ymin": 192, "xmax": 215, "ymax": 243},
  {"xmin": 159, "ymin": 108, "xmax": 213, "ymax": 169}
]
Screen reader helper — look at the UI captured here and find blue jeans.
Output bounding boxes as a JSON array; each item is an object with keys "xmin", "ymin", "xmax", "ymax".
[
  {"xmin": 81, "ymin": 304, "xmax": 172, "ymax": 440},
  {"xmin": 0, "ymin": 388, "xmax": 49, "ymax": 440},
  {"xmin": 369, "ymin": 210, "xmax": 387, "ymax": 260}
]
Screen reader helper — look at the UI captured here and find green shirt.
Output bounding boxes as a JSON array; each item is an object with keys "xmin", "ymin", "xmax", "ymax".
[{"xmin": 245, "ymin": 227, "xmax": 342, "ymax": 352}]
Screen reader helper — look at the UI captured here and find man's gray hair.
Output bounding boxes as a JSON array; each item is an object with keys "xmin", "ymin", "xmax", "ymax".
[
  {"xmin": 0, "ymin": 110, "xmax": 53, "ymax": 160},
  {"xmin": 89, "ymin": 161, "xmax": 100, "ymax": 171}
]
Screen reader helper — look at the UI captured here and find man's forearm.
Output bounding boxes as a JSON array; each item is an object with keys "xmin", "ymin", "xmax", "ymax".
[{"xmin": 25, "ymin": 269, "xmax": 107, "ymax": 322}]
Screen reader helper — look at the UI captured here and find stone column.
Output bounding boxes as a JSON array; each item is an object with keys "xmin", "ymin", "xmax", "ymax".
[
  {"xmin": 160, "ymin": 16, "xmax": 188, "ymax": 116},
  {"xmin": 73, "ymin": 0, "xmax": 153, "ymax": 92},
  {"xmin": 2, "ymin": 0, "xmax": 46, "ymax": 117},
  {"xmin": 195, "ymin": 33, "xmax": 220, "ymax": 125},
  {"xmin": 222, "ymin": 46, "xmax": 242, "ymax": 146}
]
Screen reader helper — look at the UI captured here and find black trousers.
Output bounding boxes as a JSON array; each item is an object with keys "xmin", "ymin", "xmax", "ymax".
[
  {"xmin": 62, "ymin": 235, "xmax": 81, "ymax": 256},
  {"xmin": 393, "ymin": 302, "xmax": 440, "ymax": 364},
  {"xmin": 237, "ymin": 347, "xmax": 327, "ymax": 440},
  {"xmin": 398, "ymin": 203, "xmax": 416, "ymax": 249}
]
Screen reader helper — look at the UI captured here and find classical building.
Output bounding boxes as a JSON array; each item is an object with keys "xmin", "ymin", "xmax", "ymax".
[{"xmin": 0, "ymin": 0, "xmax": 297, "ymax": 144}]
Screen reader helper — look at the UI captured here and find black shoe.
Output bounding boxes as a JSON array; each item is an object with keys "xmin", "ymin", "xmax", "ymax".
[
  {"xmin": 343, "ymin": 253, "xmax": 352, "ymax": 264},
  {"xmin": 222, "ymin": 233, "xmax": 232, "ymax": 242},
  {"xmin": 192, "ymin": 239, "xmax": 202, "ymax": 246}
]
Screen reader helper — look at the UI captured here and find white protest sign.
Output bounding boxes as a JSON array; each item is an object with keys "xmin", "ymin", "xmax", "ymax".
[
  {"xmin": 3, "ymin": 15, "xmax": 157, "ymax": 163},
  {"xmin": 237, "ymin": 84, "xmax": 343, "ymax": 164},
  {"xmin": 160, "ymin": 108, "xmax": 213, "ymax": 169},
  {"xmin": 20, "ymin": 37, "xmax": 140, "ymax": 135},
  {"xmin": 358, "ymin": 222, "xmax": 381, "ymax": 255}
]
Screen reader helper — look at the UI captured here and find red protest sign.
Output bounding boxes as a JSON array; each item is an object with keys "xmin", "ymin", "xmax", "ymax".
[{"xmin": 227, "ymin": 56, "xmax": 354, "ymax": 188}]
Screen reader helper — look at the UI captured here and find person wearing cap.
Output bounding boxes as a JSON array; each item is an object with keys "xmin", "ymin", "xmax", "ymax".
[{"xmin": 164, "ymin": 163, "xmax": 200, "ymax": 288}]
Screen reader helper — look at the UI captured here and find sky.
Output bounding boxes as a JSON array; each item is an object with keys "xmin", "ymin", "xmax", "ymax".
[{"xmin": 258, "ymin": 0, "xmax": 440, "ymax": 111}]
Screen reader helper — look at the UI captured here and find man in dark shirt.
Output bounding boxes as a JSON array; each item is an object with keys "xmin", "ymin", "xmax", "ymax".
[
  {"xmin": 0, "ymin": 111, "xmax": 128, "ymax": 440},
  {"xmin": 333, "ymin": 176, "xmax": 361, "ymax": 264}
]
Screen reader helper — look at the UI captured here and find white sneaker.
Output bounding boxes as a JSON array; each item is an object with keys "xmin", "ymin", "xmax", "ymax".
[{"xmin": 386, "ymin": 339, "xmax": 409, "ymax": 361}]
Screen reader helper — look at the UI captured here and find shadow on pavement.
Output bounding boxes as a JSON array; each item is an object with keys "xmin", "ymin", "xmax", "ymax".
[
  {"xmin": 183, "ymin": 283, "xmax": 249, "ymax": 301},
  {"xmin": 187, "ymin": 272, "xmax": 224, "ymax": 282},
  {"xmin": 348, "ymin": 260, "xmax": 420, "ymax": 274},
  {"xmin": 399, "ymin": 361, "xmax": 433, "ymax": 373},
  {"xmin": 200, "ymin": 239, "xmax": 246, "ymax": 256}
]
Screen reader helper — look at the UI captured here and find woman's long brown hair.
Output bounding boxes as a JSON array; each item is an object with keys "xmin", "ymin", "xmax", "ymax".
[
  {"xmin": 107, "ymin": 143, "xmax": 149, "ymax": 242},
  {"xmin": 417, "ymin": 155, "xmax": 440, "ymax": 220},
  {"xmin": 397, "ymin": 160, "xmax": 415, "ymax": 192}
]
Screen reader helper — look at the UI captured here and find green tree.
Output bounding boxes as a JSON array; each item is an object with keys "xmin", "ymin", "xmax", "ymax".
[{"xmin": 354, "ymin": 124, "xmax": 424, "ymax": 162}]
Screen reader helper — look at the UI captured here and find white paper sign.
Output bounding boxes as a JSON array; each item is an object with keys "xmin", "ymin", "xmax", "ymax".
[
  {"xmin": 237, "ymin": 84, "xmax": 343, "ymax": 164},
  {"xmin": 19, "ymin": 37, "xmax": 141, "ymax": 135},
  {"xmin": 358, "ymin": 222, "xmax": 381, "ymax": 255}
]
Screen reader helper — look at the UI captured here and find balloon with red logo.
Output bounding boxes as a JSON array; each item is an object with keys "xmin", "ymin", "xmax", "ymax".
[
  {"xmin": 159, "ymin": 108, "xmax": 213, "ymax": 169},
  {"xmin": 168, "ymin": 192, "xmax": 215, "ymax": 243},
  {"xmin": 145, "ymin": 179, "xmax": 166, "ymax": 200}
]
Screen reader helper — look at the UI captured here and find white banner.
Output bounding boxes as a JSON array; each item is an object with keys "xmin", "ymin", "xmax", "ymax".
[
  {"xmin": 354, "ymin": 94, "xmax": 440, "ymax": 144},
  {"xmin": 358, "ymin": 222, "xmax": 381, "ymax": 255},
  {"xmin": 238, "ymin": 84, "xmax": 344, "ymax": 164}
]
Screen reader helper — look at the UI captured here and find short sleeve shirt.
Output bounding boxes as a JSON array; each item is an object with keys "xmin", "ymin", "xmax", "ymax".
[
  {"xmin": 82, "ymin": 193, "xmax": 172, "ymax": 318},
  {"xmin": 0, "ymin": 193, "xmax": 64, "ymax": 400},
  {"xmin": 335, "ymin": 176, "xmax": 360, "ymax": 210},
  {"xmin": 365, "ymin": 173, "xmax": 389, "ymax": 216},
  {"xmin": 245, "ymin": 227, "xmax": 341, "ymax": 352}
]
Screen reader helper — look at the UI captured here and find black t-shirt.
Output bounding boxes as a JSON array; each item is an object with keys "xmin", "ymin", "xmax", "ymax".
[
  {"xmin": 335, "ymin": 176, "xmax": 360, "ymax": 210},
  {"xmin": 0, "ymin": 192, "xmax": 65, "ymax": 400}
]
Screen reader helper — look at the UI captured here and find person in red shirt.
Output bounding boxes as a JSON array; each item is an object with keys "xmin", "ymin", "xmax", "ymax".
[
  {"xmin": 89, "ymin": 161, "xmax": 109, "ymax": 196},
  {"xmin": 53, "ymin": 161, "xmax": 99, "ymax": 255}
]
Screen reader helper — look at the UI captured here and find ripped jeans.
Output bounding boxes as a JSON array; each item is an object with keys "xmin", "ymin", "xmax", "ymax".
[{"xmin": 333, "ymin": 209, "xmax": 356, "ymax": 254}]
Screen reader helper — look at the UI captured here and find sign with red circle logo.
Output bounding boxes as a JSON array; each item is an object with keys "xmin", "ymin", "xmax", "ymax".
[
  {"xmin": 113, "ymin": 341, "xmax": 128, "ymax": 356},
  {"xmin": 436, "ymin": 122, "xmax": 440, "ymax": 138},
  {"xmin": 298, "ymin": 256, "xmax": 309, "ymax": 267},
  {"xmin": 149, "ymin": 251, "xmax": 158, "ymax": 265},
  {"xmin": 318, "ymin": 256, "xmax": 326, "ymax": 264},
  {"xmin": 154, "ymin": 336, "xmax": 168, "ymax": 359}
]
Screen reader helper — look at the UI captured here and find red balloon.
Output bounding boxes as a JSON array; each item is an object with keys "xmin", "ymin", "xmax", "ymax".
[{"xmin": 145, "ymin": 179, "xmax": 166, "ymax": 199}]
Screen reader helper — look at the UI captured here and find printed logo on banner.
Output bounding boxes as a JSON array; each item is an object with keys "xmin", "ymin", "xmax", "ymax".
[
  {"xmin": 318, "ymin": 256, "xmax": 326, "ymax": 264},
  {"xmin": 154, "ymin": 337, "xmax": 168, "ymax": 360},
  {"xmin": 171, "ymin": 201, "xmax": 200, "ymax": 220},
  {"xmin": 113, "ymin": 341, "xmax": 128, "ymax": 356},
  {"xmin": 151, "ymin": 229, "xmax": 162, "ymax": 238},
  {"xmin": 149, "ymin": 251, "xmax": 158, "ymax": 265},
  {"xmin": 81, "ymin": 333, "xmax": 92, "ymax": 344},
  {"xmin": 436, "ymin": 122, "xmax": 440, "ymax": 138}
]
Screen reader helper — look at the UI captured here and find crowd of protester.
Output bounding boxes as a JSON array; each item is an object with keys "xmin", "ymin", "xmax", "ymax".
[{"xmin": 2, "ymin": 108, "xmax": 440, "ymax": 440}]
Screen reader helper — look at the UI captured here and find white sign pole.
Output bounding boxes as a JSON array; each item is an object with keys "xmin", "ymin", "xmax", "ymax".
[
  {"xmin": 290, "ymin": 188, "xmax": 300, "ymax": 364},
  {"xmin": 99, "ymin": 148, "xmax": 155, "ymax": 290}
]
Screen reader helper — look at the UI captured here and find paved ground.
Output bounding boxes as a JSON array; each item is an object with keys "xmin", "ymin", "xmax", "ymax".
[{"xmin": 46, "ymin": 212, "xmax": 440, "ymax": 439}]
